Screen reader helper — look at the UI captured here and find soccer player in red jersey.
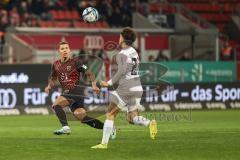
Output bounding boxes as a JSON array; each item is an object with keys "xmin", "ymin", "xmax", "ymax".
[{"xmin": 45, "ymin": 41, "xmax": 112, "ymax": 135}]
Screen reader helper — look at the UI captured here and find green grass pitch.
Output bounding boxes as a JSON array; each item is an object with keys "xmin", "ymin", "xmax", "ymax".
[{"xmin": 0, "ymin": 110, "xmax": 240, "ymax": 160}]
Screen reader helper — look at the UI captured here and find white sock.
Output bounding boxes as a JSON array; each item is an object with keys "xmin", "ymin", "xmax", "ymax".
[
  {"xmin": 133, "ymin": 116, "xmax": 150, "ymax": 127},
  {"xmin": 101, "ymin": 119, "xmax": 114, "ymax": 144}
]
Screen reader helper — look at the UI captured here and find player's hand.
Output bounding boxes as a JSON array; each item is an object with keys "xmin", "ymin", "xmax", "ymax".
[
  {"xmin": 100, "ymin": 81, "xmax": 109, "ymax": 87},
  {"xmin": 92, "ymin": 85, "xmax": 100, "ymax": 94},
  {"xmin": 44, "ymin": 86, "xmax": 51, "ymax": 94}
]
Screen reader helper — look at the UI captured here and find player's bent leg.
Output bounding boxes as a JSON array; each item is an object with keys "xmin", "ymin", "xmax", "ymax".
[
  {"xmin": 53, "ymin": 95, "xmax": 70, "ymax": 107},
  {"xmin": 128, "ymin": 109, "xmax": 158, "ymax": 139},
  {"xmin": 73, "ymin": 108, "xmax": 87, "ymax": 121},
  {"xmin": 73, "ymin": 108, "xmax": 104, "ymax": 129},
  {"xmin": 128, "ymin": 110, "xmax": 150, "ymax": 126},
  {"xmin": 52, "ymin": 96, "xmax": 71, "ymax": 135},
  {"xmin": 127, "ymin": 110, "xmax": 138, "ymax": 124}
]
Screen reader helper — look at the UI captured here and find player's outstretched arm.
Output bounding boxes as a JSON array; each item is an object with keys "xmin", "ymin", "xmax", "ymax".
[
  {"xmin": 45, "ymin": 64, "xmax": 57, "ymax": 94},
  {"xmin": 76, "ymin": 61, "xmax": 100, "ymax": 94},
  {"xmin": 45, "ymin": 76, "xmax": 56, "ymax": 94},
  {"xmin": 84, "ymin": 70, "xmax": 100, "ymax": 94}
]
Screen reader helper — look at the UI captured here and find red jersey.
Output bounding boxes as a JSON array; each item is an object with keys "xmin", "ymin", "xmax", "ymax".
[{"xmin": 50, "ymin": 57, "xmax": 88, "ymax": 90}]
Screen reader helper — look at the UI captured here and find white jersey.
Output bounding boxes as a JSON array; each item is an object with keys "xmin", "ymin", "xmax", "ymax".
[
  {"xmin": 108, "ymin": 47, "xmax": 143, "ymax": 111},
  {"xmin": 108, "ymin": 47, "xmax": 143, "ymax": 96},
  {"xmin": 119, "ymin": 47, "xmax": 140, "ymax": 80}
]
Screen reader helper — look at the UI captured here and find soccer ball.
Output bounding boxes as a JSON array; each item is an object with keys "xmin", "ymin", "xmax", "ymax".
[{"xmin": 82, "ymin": 7, "xmax": 99, "ymax": 23}]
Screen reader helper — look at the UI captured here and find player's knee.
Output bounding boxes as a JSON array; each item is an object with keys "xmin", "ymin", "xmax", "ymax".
[
  {"xmin": 53, "ymin": 96, "xmax": 69, "ymax": 107},
  {"xmin": 52, "ymin": 105, "xmax": 63, "ymax": 110},
  {"xmin": 106, "ymin": 105, "xmax": 119, "ymax": 120},
  {"xmin": 127, "ymin": 114, "xmax": 134, "ymax": 124},
  {"xmin": 73, "ymin": 108, "xmax": 87, "ymax": 121},
  {"xmin": 127, "ymin": 111, "xmax": 138, "ymax": 124},
  {"xmin": 106, "ymin": 112, "xmax": 116, "ymax": 120}
]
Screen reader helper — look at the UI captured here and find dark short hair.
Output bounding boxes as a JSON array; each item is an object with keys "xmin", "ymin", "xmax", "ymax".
[
  {"xmin": 121, "ymin": 27, "xmax": 136, "ymax": 46},
  {"xmin": 58, "ymin": 41, "xmax": 69, "ymax": 46}
]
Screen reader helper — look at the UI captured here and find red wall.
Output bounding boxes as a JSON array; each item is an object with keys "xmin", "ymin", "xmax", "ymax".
[{"xmin": 17, "ymin": 34, "xmax": 169, "ymax": 50}]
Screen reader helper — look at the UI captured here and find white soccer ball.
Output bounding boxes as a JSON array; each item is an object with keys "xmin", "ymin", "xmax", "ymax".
[{"xmin": 82, "ymin": 7, "xmax": 99, "ymax": 23}]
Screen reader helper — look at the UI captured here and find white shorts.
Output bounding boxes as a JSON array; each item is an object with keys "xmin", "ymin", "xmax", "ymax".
[{"xmin": 109, "ymin": 86, "xmax": 143, "ymax": 112}]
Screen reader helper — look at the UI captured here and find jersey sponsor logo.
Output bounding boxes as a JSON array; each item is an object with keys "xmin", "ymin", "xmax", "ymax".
[
  {"xmin": 67, "ymin": 66, "xmax": 71, "ymax": 71},
  {"xmin": 0, "ymin": 88, "xmax": 17, "ymax": 108}
]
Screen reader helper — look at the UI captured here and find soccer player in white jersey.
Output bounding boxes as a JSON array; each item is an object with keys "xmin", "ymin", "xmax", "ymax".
[{"xmin": 92, "ymin": 27, "xmax": 157, "ymax": 149}]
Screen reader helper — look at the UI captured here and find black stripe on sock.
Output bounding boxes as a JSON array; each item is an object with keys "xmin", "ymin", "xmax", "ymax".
[{"xmin": 82, "ymin": 116, "xmax": 104, "ymax": 129}]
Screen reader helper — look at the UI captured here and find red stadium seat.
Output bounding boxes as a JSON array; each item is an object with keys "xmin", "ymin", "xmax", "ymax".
[
  {"xmin": 95, "ymin": 22, "xmax": 102, "ymax": 28},
  {"xmin": 229, "ymin": 40, "xmax": 238, "ymax": 47},
  {"xmin": 74, "ymin": 21, "xmax": 88, "ymax": 28},
  {"xmin": 185, "ymin": 4, "xmax": 221, "ymax": 12},
  {"xmin": 39, "ymin": 21, "xmax": 48, "ymax": 27},
  {"xmin": 201, "ymin": 14, "xmax": 230, "ymax": 22},
  {"xmin": 217, "ymin": 24, "xmax": 225, "ymax": 32},
  {"xmin": 57, "ymin": 11, "xmax": 65, "ymax": 20},
  {"xmin": 72, "ymin": 11, "xmax": 80, "ymax": 20},
  {"xmin": 54, "ymin": 21, "xmax": 70, "ymax": 28},
  {"xmin": 88, "ymin": 23, "xmax": 97, "ymax": 28},
  {"xmin": 39, "ymin": 21, "xmax": 54, "ymax": 28},
  {"xmin": 46, "ymin": 21, "xmax": 54, "ymax": 27},
  {"xmin": 50, "ymin": 10, "xmax": 58, "ymax": 19},
  {"xmin": 101, "ymin": 21, "xmax": 109, "ymax": 28},
  {"xmin": 65, "ymin": 11, "xmax": 72, "ymax": 20},
  {"xmin": 149, "ymin": 3, "xmax": 176, "ymax": 14},
  {"xmin": 149, "ymin": 4, "xmax": 159, "ymax": 13},
  {"xmin": 39, "ymin": 21, "xmax": 71, "ymax": 28},
  {"xmin": 223, "ymin": 4, "xmax": 232, "ymax": 13}
]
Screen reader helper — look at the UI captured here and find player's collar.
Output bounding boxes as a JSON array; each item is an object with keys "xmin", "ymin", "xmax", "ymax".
[{"xmin": 61, "ymin": 56, "xmax": 72, "ymax": 63}]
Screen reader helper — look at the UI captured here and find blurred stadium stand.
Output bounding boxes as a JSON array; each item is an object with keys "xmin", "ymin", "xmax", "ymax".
[
  {"xmin": 167, "ymin": 0, "xmax": 240, "ymax": 59},
  {"xmin": 0, "ymin": 0, "xmax": 239, "ymax": 64}
]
